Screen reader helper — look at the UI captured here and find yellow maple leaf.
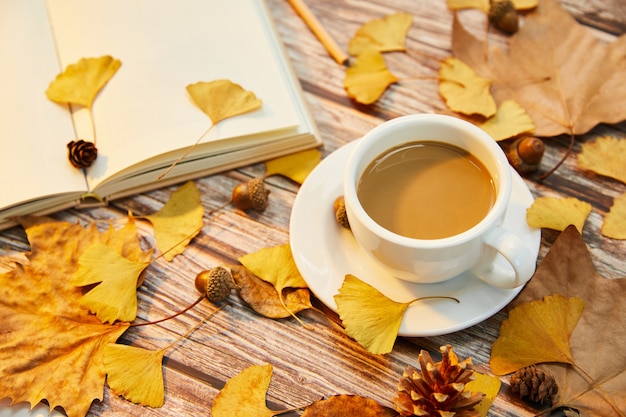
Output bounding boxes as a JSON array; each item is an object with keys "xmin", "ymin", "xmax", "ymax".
[
  {"xmin": 348, "ymin": 12, "xmax": 413, "ymax": 56},
  {"xmin": 344, "ymin": 50, "xmax": 398, "ymax": 104},
  {"xmin": 186, "ymin": 79, "xmax": 262, "ymax": 125},
  {"xmin": 446, "ymin": 0, "xmax": 537, "ymax": 12},
  {"xmin": 71, "ymin": 242, "xmax": 149, "ymax": 323},
  {"xmin": 526, "ymin": 196, "xmax": 592, "ymax": 233},
  {"xmin": 439, "ymin": 57, "xmax": 496, "ymax": 117},
  {"xmin": 212, "ymin": 364, "xmax": 287, "ymax": 417},
  {"xmin": 264, "ymin": 148, "xmax": 322, "ymax": 184},
  {"xmin": 238, "ymin": 244, "xmax": 307, "ymax": 293},
  {"xmin": 490, "ymin": 294, "xmax": 584, "ymax": 375},
  {"xmin": 466, "ymin": 372, "xmax": 502, "ymax": 417},
  {"xmin": 46, "ymin": 55, "xmax": 121, "ymax": 109},
  {"xmin": 145, "ymin": 181, "xmax": 204, "ymax": 261},
  {"xmin": 479, "ymin": 100, "xmax": 535, "ymax": 141},
  {"xmin": 103, "ymin": 344, "xmax": 165, "ymax": 407},
  {"xmin": 602, "ymin": 192, "xmax": 626, "ymax": 239},
  {"xmin": 577, "ymin": 135, "xmax": 626, "ymax": 184}
]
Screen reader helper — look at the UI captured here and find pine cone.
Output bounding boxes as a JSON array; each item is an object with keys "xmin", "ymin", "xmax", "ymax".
[
  {"xmin": 67, "ymin": 140, "xmax": 98, "ymax": 168},
  {"xmin": 510, "ymin": 366, "xmax": 558, "ymax": 406},
  {"xmin": 394, "ymin": 345, "xmax": 485, "ymax": 417}
]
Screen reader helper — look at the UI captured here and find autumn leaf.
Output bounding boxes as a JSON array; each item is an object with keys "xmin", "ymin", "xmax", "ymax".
[
  {"xmin": 577, "ymin": 135, "xmax": 626, "ymax": 184},
  {"xmin": 212, "ymin": 364, "xmax": 290, "ymax": 417},
  {"xmin": 438, "ymin": 57, "xmax": 496, "ymax": 118},
  {"xmin": 348, "ymin": 12, "xmax": 413, "ymax": 56},
  {"xmin": 466, "ymin": 372, "xmax": 502, "ymax": 417},
  {"xmin": 46, "ymin": 55, "xmax": 121, "ymax": 109},
  {"xmin": 479, "ymin": 100, "xmax": 535, "ymax": 141},
  {"xmin": 490, "ymin": 294, "xmax": 584, "ymax": 375},
  {"xmin": 186, "ymin": 79, "xmax": 262, "ymax": 125},
  {"xmin": 238, "ymin": 244, "xmax": 307, "ymax": 293},
  {"xmin": 526, "ymin": 196, "xmax": 592, "ymax": 232},
  {"xmin": 301, "ymin": 395, "xmax": 398, "ymax": 417},
  {"xmin": 264, "ymin": 148, "xmax": 322, "ymax": 184},
  {"xmin": 602, "ymin": 193, "xmax": 626, "ymax": 239},
  {"xmin": 0, "ymin": 217, "xmax": 138, "ymax": 417},
  {"xmin": 446, "ymin": 0, "xmax": 538, "ymax": 12},
  {"xmin": 505, "ymin": 225, "xmax": 626, "ymax": 415},
  {"xmin": 452, "ymin": 0, "xmax": 626, "ymax": 137},
  {"xmin": 344, "ymin": 49, "xmax": 398, "ymax": 104},
  {"xmin": 230, "ymin": 264, "xmax": 312, "ymax": 319},
  {"xmin": 145, "ymin": 181, "xmax": 204, "ymax": 261},
  {"xmin": 103, "ymin": 344, "xmax": 165, "ymax": 407}
]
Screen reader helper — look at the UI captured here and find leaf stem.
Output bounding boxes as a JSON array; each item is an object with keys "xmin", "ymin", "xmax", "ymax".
[
  {"xmin": 162, "ymin": 304, "xmax": 226, "ymax": 354},
  {"xmin": 539, "ymin": 133, "xmax": 575, "ymax": 180},
  {"xmin": 158, "ymin": 124, "xmax": 216, "ymax": 180},
  {"xmin": 131, "ymin": 295, "xmax": 205, "ymax": 328},
  {"xmin": 87, "ymin": 107, "xmax": 97, "ymax": 145}
]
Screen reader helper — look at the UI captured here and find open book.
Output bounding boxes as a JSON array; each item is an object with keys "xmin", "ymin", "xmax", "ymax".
[{"xmin": 0, "ymin": 0, "xmax": 321, "ymax": 230}]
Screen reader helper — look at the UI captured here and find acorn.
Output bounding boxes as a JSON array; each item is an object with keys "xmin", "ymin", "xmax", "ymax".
[
  {"xmin": 231, "ymin": 177, "xmax": 270, "ymax": 212},
  {"xmin": 333, "ymin": 196, "xmax": 350, "ymax": 229},
  {"xmin": 506, "ymin": 136, "xmax": 545, "ymax": 174},
  {"xmin": 195, "ymin": 266, "xmax": 235, "ymax": 302},
  {"xmin": 488, "ymin": 0, "xmax": 519, "ymax": 34}
]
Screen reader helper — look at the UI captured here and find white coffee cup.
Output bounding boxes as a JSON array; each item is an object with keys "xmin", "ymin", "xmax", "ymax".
[{"xmin": 343, "ymin": 114, "xmax": 536, "ymax": 289}]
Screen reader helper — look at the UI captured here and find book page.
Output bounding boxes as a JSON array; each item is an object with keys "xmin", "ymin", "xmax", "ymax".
[
  {"xmin": 0, "ymin": 0, "xmax": 86, "ymax": 211},
  {"xmin": 45, "ymin": 0, "xmax": 302, "ymax": 190}
]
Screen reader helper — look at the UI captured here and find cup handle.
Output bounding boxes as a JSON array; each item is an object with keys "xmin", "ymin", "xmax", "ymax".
[{"xmin": 471, "ymin": 227, "xmax": 536, "ymax": 289}]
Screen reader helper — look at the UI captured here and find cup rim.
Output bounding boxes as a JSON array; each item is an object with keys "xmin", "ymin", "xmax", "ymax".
[{"xmin": 343, "ymin": 114, "xmax": 512, "ymax": 249}]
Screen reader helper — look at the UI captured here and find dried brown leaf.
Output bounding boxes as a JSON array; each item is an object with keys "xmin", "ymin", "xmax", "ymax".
[{"xmin": 302, "ymin": 394, "xmax": 398, "ymax": 417}]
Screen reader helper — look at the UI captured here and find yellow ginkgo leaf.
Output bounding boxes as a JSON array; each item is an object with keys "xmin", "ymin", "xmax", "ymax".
[
  {"xmin": 238, "ymin": 244, "xmax": 307, "ymax": 293},
  {"xmin": 348, "ymin": 12, "xmax": 413, "ymax": 56},
  {"xmin": 212, "ymin": 364, "xmax": 280, "ymax": 417},
  {"xmin": 446, "ymin": 0, "xmax": 537, "ymax": 11},
  {"xmin": 511, "ymin": 0, "xmax": 539, "ymax": 10},
  {"xmin": 145, "ymin": 181, "xmax": 204, "ymax": 261},
  {"xmin": 602, "ymin": 192, "xmax": 626, "ymax": 239},
  {"xmin": 71, "ymin": 242, "xmax": 149, "ymax": 323},
  {"xmin": 186, "ymin": 79, "xmax": 262, "ymax": 125},
  {"xmin": 344, "ymin": 50, "xmax": 398, "ymax": 105},
  {"xmin": 439, "ymin": 57, "xmax": 496, "ymax": 118},
  {"xmin": 577, "ymin": 135, "xmax": 626, "ymax": 184},
  {"xmin": 466, "ymin": 372, "xmax": 502, "ymax": 417},
  {"xmin": 46, "ymin": 55, "xmax": 121, "ymax": 109},
  {"xmin": 526, "ymin": 196, "xmax": 592, "ymax": 233},
  {"xmin": 479, "ymin": 100, "xmax": 534, "ymax": 141},
  {"xmin": 264, "ymin": 148, "xmax": 322, "ymax": 184},
  {"xmin": 490, "ymin": 295, "xmax": 584, "ymax": 375},
  {"xmin": 103, "ymin": 344, "xmax": 165, "ymax": 407},
  {"xmin": 334, "ymin": 274, "xmax": 409, "ymax": 354}
]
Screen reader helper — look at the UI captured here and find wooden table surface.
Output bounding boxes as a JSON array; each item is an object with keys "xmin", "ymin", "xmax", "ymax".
[{"xmin": 1, "ymin": 0, "xmax": 625, "ymax": 416}]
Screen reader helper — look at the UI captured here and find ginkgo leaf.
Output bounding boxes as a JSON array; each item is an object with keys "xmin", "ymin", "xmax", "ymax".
[
  {"xmin": 212, "ymin": 364, "xmax": 282, "ymax": 417},
  {"xmin": 145, "ymin": 181, "xmax": 204, "ymax": 261},
  {"xmin": 466, "ymin": 372, "xmax": 502, "ymax": 417},
  {"xmin": 186, "ymin": 79, "xmax": 262, "ymax": 125},
  {"xmin": 46, "ymin": 55, "xmax": 121, "ymax": 109},
  {"xmin": 348, "ymin": 12, "xmax": 413, "ymax": 56},
  {"xmin": 479, "ymin": 100, "xmax": 535, "ymax": 141},
  {"xmin": 446, "ymin": 0, "xmax": 537, "ymax": 11},
  {"xmin": 264, "ymin": 148, "xmax": 322, "ymax": 184},
  {"xmin": 490, "ymin": 294, "xmax": 584, "ymax": 375},
  {"xmin": 602, "ymin": 192, "xmax": 626, "ymax": 239},
  {"xmin": 334, "ymin": 274, "xmax": 409, "ymax": 354},
  {"xmin": 71, "ymin": 242, "xmax": 149, "ymax": 323},
  {"xmin": 301, "ymin": 394, "xmax": 398, "ymax": 417},
  {"xmin": 238, "ymin": 244, "xmax": 307, "ymax": 293},
  {"xmin": 526, "ymin": 196, "xmax": 592, "ymax": 232},
  {"xmin": 439, "ymin": 57, "xmax": 496, "ymax": 118},
  {"xmin": 577, "ymin": 135, "xmax": 626, "ymax": 184},
  {"xmin": 103, "ymin": 344, "xmax": 165, "ymax": 407},
  {"xmin": 344, "ymin": 49, "xmax": 398, "ymax": 105}
]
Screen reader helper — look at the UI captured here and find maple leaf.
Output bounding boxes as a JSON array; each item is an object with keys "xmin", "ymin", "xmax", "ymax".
[
  {"xmin": 212, "ymin": 364, "xmax": 292, "ymax": 417},
  {"xmin": 344, "ymin": 49, "xmax": 398, "ymax": 104},
  {"xmin": 45, "ymin": 55, "xmax": 121, "ymax": 109},
  {"xmin": 452, "ymin": 0, "xmax": 626, "ymax": 137},
  {"xmin": 438, "ymin": 57, "xmax": 496, "ymax": 117},
  {"xmin": 503, "ymin": 226, "xmax": 626, "ymax": 415},
  {"xmin": 348, "ymin": 12, "xmax": 413, "ymax": 56},
  {"xmin": 0, "ymin": 217, "xmax": 140, "ymax": 417},
  {"xmin": 186, "ymin": 79, "xmax": 262, "ymax": 125},
  {"xmin": 577, "ymin": 135, "xmax": 626, "ymax": 184},
  {"xmin": 145, "ymin": 181, "xmax": 204, "ymax": 261},
  {"xmin": 526, "ymin": 196, "xmax": 592, "ymax": 232},
  {"xmin": 301, "ymin": 394, "xmax": 398, "ymax": 417},
  {"xmin": 603, "ymin": 193, "xmax": 626, "ymax": 239},
  {"xmin": 264, "ymin": 148, "xmax": 322, "ymax": 184},
  {"xmin": 478, "ymin": 100, "xmax": 535, "ymax": 141}
]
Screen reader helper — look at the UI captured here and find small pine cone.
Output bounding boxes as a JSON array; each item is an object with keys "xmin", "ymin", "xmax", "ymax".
[
  {"xmin": 510, "ymin": 366, "xmax": 558, "ymax": 406},
  {"xmin": 67, "ymin": 140, "xmax": 98, "ymax": 168},
  {"xmin": 195, "ymin": 266, "xmax": 235, "ymax": 302},
  {"xmin": 394, "ymin": 345, "xmax": 485, "ymax": 417}
]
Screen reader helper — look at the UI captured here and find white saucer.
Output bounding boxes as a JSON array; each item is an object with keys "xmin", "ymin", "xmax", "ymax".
[{"xmin": 289, "ymin": 140, "xmax": 540, "ymax": 337}]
